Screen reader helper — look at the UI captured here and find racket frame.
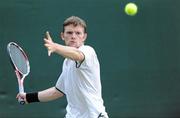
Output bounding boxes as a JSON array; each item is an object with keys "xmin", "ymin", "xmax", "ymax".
[{"xmin": 7, "ymin": 42, "xmax": 30, "ymax": 105}]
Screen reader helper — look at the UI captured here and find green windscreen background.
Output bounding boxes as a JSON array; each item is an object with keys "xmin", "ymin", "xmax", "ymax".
[{"xmin": 1, "ymin": 0, "xmax": 180, "ymax": 117}]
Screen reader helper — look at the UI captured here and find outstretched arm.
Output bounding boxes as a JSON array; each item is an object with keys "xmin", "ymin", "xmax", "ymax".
[
  {"xmin": 44, "ymin": 31, "xmax": 84, "ymax": 61},
  {"xmin": 16, "ymin": 87, "xmax": 64, "ymax": 104},
  {"xmin": 38, "ymin": 87, "xmax": 64, "ymax": 102}
]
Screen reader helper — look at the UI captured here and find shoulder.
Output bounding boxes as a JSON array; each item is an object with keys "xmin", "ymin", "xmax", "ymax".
[
  {"xmin": 78, "ymin": 45, "xmax": 96, "ymax": 54},
  {"xmin": 78, "ymin": 45, "xmax": 97, "ymax": 59},
  {"xmin": 79, "ymin": 45, "xmax": 94, "ymax": 50}
]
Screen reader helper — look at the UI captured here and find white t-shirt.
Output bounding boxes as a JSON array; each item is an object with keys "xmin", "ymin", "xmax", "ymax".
[{"xmin": 55, "ymin": 45, "xmax": 108, "ymax": 118}]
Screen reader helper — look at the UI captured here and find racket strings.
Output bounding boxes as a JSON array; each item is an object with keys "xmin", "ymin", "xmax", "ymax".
[{"xmin": 9, "ymin": 45, "xmax": 28, "ymax": 75}]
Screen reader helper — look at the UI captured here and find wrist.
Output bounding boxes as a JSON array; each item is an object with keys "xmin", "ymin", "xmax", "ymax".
[{"xmin": 26, "ymin": 92, "xmax": 40, "ymax": 103}]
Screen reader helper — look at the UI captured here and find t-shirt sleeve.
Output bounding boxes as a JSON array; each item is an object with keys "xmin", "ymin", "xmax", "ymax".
[
  {"xmin": 55, "ymin": 61, "xmax": 66, "ymax": 95},
  {"xmin": 55, "ymin": 73, "xmax": 66, "ymax": 95},
  {"xmin": 76, "ymin": 45, "xmax": 98, "ymax": 69}
]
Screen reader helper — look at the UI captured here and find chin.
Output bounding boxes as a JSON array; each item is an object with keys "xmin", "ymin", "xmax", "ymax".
[{"xmin": 68, "ymin": 44, "xmax": 78, "ymax": 48}]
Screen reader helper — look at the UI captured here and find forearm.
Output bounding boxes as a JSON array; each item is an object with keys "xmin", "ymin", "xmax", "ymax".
[
  {"xmin": 38, "ymin": 87, "xmax": 64, "ymax": 102},
  {"xmin": 54, "ymin": 43, "xmax": 84, "ymax": 61},
  {"xmin": 26, "ymin": 87, "xmax": 63, "ymax": 103}
]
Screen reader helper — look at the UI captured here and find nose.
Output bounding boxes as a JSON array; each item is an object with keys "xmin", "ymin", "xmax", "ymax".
[{"xmin": 71, "ymin": 33, "xmax": 76, "ymax": 39}]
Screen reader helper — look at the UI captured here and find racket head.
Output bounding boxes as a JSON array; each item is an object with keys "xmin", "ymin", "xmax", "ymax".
[{"xmin": 7, "ymin": 42, "xmax": 30, "ymax": 77}]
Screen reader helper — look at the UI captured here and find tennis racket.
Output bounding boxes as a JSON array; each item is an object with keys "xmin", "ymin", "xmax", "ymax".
[{"xmin": 7, "ymin": 42, "xmax": 30, "ymax": 105}]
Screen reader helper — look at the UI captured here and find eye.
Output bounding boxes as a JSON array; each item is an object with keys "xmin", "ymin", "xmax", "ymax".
[
  {"xmin": 66, "ymin": 31, "xmax": 73, "ymax": 35},
  {"xmin": 76, "ymin": 32, "xmax": 81, "ymax": 35}
]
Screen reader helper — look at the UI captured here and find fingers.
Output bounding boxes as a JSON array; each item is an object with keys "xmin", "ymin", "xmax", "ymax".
[
  {"xmin": 48, "ymin": 50, "xmax": 52, "ymax": 56},
  {"xmin": 44, "ymin": 37, "xmax": 53, "ymax": 44},
  {"xmin": 44, "ymin": 31, "xmax": 53, "ymax": 56},
  {"xmin": 44, "ymin": 39, "xmax": 52, "ymax": 56},
  {"xmin": 16, "ymin": 93, "xmax": 25, "ymax": 99},
  {"xmin": 46, "ymin": 31, "xmax": 52, "ymax": 41},
  {"xmin": 16, "ymin": 93, "xmax": 20, "ymax": 99},
  {"xmin": 16, "ymin": 93, "xmax": 28, "ymax": 104}
]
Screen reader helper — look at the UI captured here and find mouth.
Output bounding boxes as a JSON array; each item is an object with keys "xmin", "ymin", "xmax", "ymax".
[
  {"xmin": 70, "ymin": 41, "xmax": 76, "ymax": 44},
  {"xmin": 68, "ymin": 41, "xmax": 77, "ymax": 46}
]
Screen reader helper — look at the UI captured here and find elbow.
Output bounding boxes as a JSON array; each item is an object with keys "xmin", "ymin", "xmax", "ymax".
[
  {"xmin": 53, "ymin": 87, "xmax": 64, "ymax": 98},
  {"xmin": 73, "ymin": 51, "xmax": 84, "ymax": 62}
]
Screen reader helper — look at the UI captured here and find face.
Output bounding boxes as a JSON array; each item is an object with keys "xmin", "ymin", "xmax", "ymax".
[{"xmin": 61, "ymin": 24, "xmax": 87, "ymax": 48}]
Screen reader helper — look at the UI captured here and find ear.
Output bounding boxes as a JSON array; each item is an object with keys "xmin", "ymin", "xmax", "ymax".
[
  {"xmin": 82, "ymin": 33, "xmax": 87, "ymax": 42},
  {"xmin": 61, "ymin": 32, "xmax": 65, "ymax": 41}
]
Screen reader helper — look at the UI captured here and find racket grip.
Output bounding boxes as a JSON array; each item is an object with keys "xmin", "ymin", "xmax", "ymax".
[
  {"xmin": 19, "ymin": 85, "xmax": 24, "ymax": 93},
  {"xmin": 18, "ymin": 98, "xmax": 25, "ymax": 105},
  {"xmin": 18, "ymin": 85, "xmax": 25, "ymax": 105}
]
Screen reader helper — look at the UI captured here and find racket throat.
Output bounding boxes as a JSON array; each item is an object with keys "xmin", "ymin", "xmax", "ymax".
[
  {"xmin": 19, "ymin": 77, "xmax": 25, "ymax": 93},
  {"xmin": 19, "ymin": 84, "xmax": 24, "ymax": 93}
]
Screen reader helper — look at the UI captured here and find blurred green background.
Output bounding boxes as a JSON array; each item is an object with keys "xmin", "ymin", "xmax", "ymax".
[{"xmin": 1, "ymin": 0, "xmax": 180, "ymax": 117}]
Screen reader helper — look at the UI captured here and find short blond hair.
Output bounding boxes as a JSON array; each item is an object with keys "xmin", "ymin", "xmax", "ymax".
[{"xmin": 63, "ymin": 16, "xmax": 87, "ymax": 33}]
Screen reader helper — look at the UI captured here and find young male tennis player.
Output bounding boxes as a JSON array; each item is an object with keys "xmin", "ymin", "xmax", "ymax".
[{"xmin": 16, "ymin": 16, "xmax": 109, "ymax": 118}]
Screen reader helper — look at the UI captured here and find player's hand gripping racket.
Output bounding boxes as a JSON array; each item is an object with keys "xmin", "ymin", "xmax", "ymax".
[{"xmin": 7, "ymin": 42, "xmax": 30, "ymax": 105}]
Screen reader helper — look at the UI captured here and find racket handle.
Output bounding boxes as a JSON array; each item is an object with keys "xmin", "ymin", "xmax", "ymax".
[
  {"xmin": 19, "ymin": 85, "xmax": 24, "ymax": 93},
  {"xmin": 18, "ymin": 98, "xmax": 25, "ymax": 105},
  {"xmin": 18, "ymin": 85, "xmax": 25, "ymax": 105}
]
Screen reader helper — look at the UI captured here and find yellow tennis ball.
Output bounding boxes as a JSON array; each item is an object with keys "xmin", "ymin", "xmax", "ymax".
[{"xmin": 125, "ymin": 3, "xmax": 138, "ymax": 16}]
